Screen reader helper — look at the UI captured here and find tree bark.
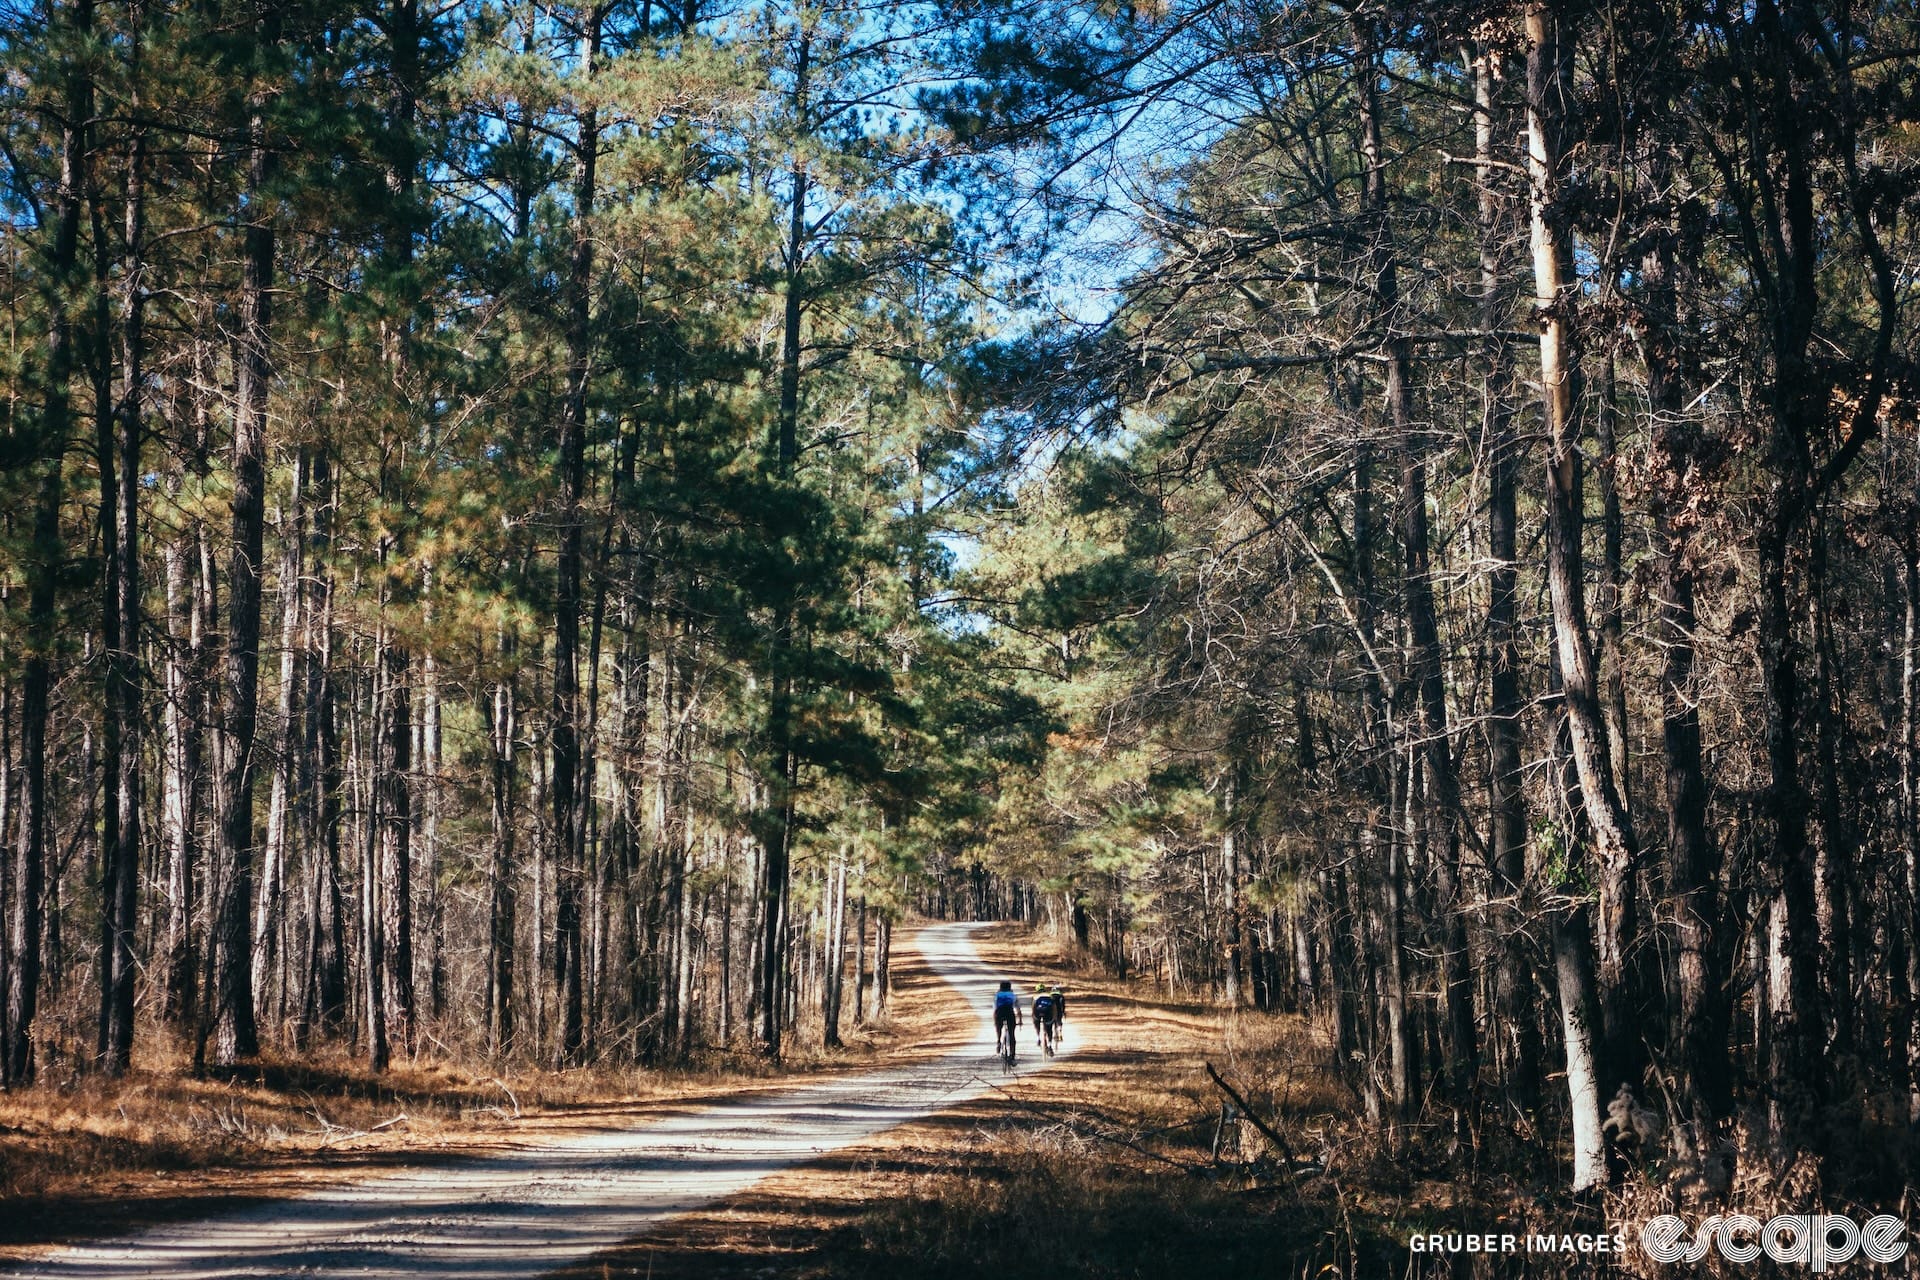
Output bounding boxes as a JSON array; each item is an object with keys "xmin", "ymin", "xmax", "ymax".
[
  {"xmin": 823, "ymin": 852, "xmax": 848, "ymax": 1047},
  {"xmin": 1475, "ymin": 41, "xmax": 1540, "ymax": 1117},
  {"xmin": 208, "ymin": 2, "xmax": 282, "ymax": 1066},
  {"xmin": 1641, "ymin": 210, "xmax": 1730, "ymax": 1128},
  {"xmin": 756, "ymin": 26, "xmax": 816, "ymax": 1059},
  {"xmin": 303, "ymin": 447, "xmax": 349, "ymax": 1040},
  {"xmin": 1525, "ymin": 0, "xmax": 1643, "ymax": 1100},
  {"xmin": 551, "ymin": 1, "xmax": 602, "ymax": 1067},
  {"xmin": 1595, "ymin": 357, "xmax": 1631, "ymax": 809},
  {"xmin": 486, "ymin": 644, "xmax": 519, "ymax": 1056},
  {"xmin": 253, "ymin": 463, "xmax": 304, "ymax": 1035},
  {"xmin": 378, "ymin": 626, "xmax": 415, "ymax": 1056},
  {"xmin": 1351, "ymin": 21, "xmax": 1476, "ymax": 1097},
  {"xmin": 161, "ymin": 518, "xmax": 204, "ymax": 1027},
  {"xmin": 97, "ymin": 17, "xmax": 144, "ymax": 1072},
  {"xmin": 361, "ymin": 645, "xmax": 391, "ymax": 1073}
]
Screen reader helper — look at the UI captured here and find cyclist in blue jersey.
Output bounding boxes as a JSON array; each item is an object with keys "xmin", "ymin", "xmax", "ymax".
[{"xmin": 992, "ymin": 980, "xmax": 1022, "ymax": 1063}]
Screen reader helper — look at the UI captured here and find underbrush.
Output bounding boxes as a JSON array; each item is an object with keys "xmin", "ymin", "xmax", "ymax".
[
  {"xmin": 850, "ymin": 1123, "xmax": 1321, "ymax": 1279},
  {"xmin": 810, "ymin": 1012, "xmax": 1404, "ymax": 1279}
]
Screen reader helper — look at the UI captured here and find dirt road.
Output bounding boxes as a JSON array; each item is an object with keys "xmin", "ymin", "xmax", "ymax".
[{"xmin": 5, "ymin": 923, "xmax": 1069, "ymax": 1280}]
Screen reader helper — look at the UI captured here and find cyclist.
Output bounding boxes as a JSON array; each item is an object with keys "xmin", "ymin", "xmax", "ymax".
[
  {"xmin": 992, "ymin": 980, "xmax": 1022, "ymax": 1060},
  {"xmin": 1051, "ymin": 984, "xmax": 1067, "ymax": 1040},
  {"xmin": 1032, "ymin": 985, "xmax": 1058, "ymax": 1054}
]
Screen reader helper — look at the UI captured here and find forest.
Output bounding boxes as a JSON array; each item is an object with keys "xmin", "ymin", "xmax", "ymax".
[{"xmin": 0, "ymin": 0, "xmax": 1917, "ymax": 1214}]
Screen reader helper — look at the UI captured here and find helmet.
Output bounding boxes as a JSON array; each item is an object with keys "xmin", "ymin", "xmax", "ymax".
[
  {"xmin": 1034, "ymin": 984, "xmax": 1046, "ymax": 994},
  {"xmin": 998, "ymin": 980, "xmax": 1012, "ymax": 992},
  {"xmin": 1052, "ymin": 985, "xmax": 1063, "ymax": 993}
]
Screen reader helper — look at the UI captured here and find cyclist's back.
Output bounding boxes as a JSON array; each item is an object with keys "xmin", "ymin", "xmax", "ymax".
[
  {"xmin": 992, "ymin": 980, "xmax": 1021, "ymax": 1041},
  {"xmin": 1032, "ymin": 988, "xmax": 1056, "ymax": 1049}
]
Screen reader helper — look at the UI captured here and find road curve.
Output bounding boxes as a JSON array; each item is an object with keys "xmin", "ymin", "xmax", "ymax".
[{"xmin": 6, "ymin": 922, "xmax": 1064, "ymax": 1280}]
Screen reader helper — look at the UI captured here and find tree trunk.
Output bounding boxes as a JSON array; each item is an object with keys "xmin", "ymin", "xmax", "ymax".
[
  {"xmin": 378, "ymin": 628, "xmax": 415, "ymax": 1057},
  {"xmin": 208, "ymin": 5, "xmax": 281, "ymax": 1066},
  {"xmin": 1525, "ymin": 0, "xmax": 1642, "ymax": 1100},
  {"xmin": 419, "ymin": 592, "xmax": 445, "ymax": 1025},
  {"xmin": 486, "ymin": 646, "xmax": 518, "ymax": 1056},
  {"xmin": 551, "ymin": 2, "xmax": 602, "ymax": 1067},
  {"xmin": 1747, "ymin": 0, "xmax": 1831, "ymax": 1132},
  {"xmin": 7, "ymin": 471, "xmax": 60, "ymax": 1088},
  {"xmin": 1595, "ymin": 357, "xmax": 1631, "ymax": 809},
  {"xmin": 852, "ymin": 896, "xmax": 868, "ymax": 1026},
  {"xmin": 253, "ymin": 462, "xmax": 304, "ymax": 1035},
  {"xmin": 97, "ymin": 34, "xmax": 144, "ymax": 1072},
  {"xmin": 1809, "ymin": 527, "xmax": 1852, "ymax": 1056},
  {"xmin": 1221, "ymin": 777, "xmax": 1247, "ymax": 1008},
  {"xmin": 1641, "ymin": 216, "xmax": 1731, "ymax": 1129},
  {"xmin": 361, "ymin": 648, "xmax": 391, "ymax": 1073},
  {"xmin": 823, "ymin": 854, "xmax": 849, "ymax": 1047},
  {"xmin": 1476, "ymin": 40, "xmax": 1541, "ymax": 1117},
  {"xmin": 1550, "ymin": 656, "xmax": 1608, "ymax": 1192},
  {"xmin": 161, "ymin": 519, "xmax": 203, "ymax": 1027},
  {"xmin": 305, "ymin": 448, "xmax": 348, "ymax": 1039},
  {"xmin": 1374, "ymin": 811, "xmax": 1417, "ymax": 1122},
  {"xmin": 756, "ymin": 29, "xmax": 815, "ymax": 1060},
  {"xmin": 1352, "ymin": 20, "xmax": 1475, "ymax": 1097}
]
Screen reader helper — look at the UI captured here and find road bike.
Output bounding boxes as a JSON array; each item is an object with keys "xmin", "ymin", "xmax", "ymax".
[
  {"xmin": 997, "ymin": 1020, "xmax": 1018, "ymax": 1071},
  {"xmin": 1037, "ymin": 1018, "xmax": 1057, "ymax": 1058}
]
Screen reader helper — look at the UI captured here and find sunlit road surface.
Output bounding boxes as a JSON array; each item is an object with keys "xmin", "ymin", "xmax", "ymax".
[{"xmin": 6, "ymin": 922, "xmax": 1069, "ymax": 1279}]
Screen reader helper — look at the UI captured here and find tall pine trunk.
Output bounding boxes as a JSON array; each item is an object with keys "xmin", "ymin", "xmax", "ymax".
[
  {"xmin": 253, "ymin": 463, "xmax": 304, "ymax": 1034},
  {"xmin": 208, "ymin": 3, "xmax": 282, "ymax": 1066},
  {"xmin": 97, "ymin": 16, "xmax": 144, "ymax": 1073},
  {"xmin": 551, "ymin": 2, "xmax": 602, "ymax": 1067},
  {"xmin": 486, "ymin": 645, "xmax": 519, "ymax": 1056}
]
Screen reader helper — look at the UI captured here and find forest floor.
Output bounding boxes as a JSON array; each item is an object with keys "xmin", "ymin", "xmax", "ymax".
[{"xmin": 0, "ymin": 925, "xmax": 1453, "ymax": 1279}]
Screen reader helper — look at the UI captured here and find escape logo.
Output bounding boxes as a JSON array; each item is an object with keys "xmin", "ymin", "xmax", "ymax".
[
  {"xmin": 1640, "ymin": 1214, "xmax": 1908, "ymax": 1272},
  {"xmin": 1406, "ymin": 1216, "xmax": 1908, "ymax": 1270}
]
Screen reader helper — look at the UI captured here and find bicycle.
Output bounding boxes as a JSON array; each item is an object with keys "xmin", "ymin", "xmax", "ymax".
[
  {"xmin": 997, "ymin": 1019, "xmax": 1018, "ymax": 1071},
  {"xmin": 1037, "ymin": 1017, "xmax": 1057, "ymax": 1058}
]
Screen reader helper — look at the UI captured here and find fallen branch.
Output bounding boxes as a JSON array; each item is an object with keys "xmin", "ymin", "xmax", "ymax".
[
  {"xmin": 1204, "ymin": 1062, "xmax": 1307, "ymax": 1199},
  {"xmin": 485, "ymin": 1077, "xmax": 522, "ymax": 1119},
  {"xmin": 982, "ymin": 1079, "xmax": 1204, "ymax": 1172},
  {"xmin": 370, "ymin": 1113, "xmax": 410, "ymax": 1132}
]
